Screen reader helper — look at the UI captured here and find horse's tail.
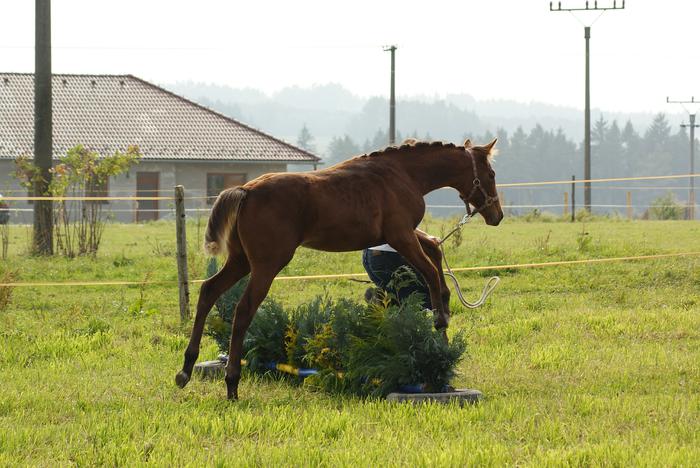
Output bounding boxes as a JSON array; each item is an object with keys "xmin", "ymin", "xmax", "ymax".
[{"xmin": 204, "ymin": 187, "xmax": 247, "ymax": 257}]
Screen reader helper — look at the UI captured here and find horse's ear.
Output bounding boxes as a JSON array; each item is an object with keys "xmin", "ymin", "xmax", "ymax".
[
  {"xmin": 483, "ymin": 138, "xmax": 497, "ymax": 154},
  {"xmin": 463, "ymin": 139, "xmax": 472, "ymax": 148}
]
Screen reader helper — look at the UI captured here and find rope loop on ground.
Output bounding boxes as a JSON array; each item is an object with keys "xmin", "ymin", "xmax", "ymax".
[{"xmin": 438, "ymin": 213, "xmax": 500, "ymax": 308}]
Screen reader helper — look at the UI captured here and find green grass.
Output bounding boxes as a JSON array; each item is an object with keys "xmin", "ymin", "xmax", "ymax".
[{"xmin": 1, "ymin": 217, "xmax": 700, "ymax": 466}]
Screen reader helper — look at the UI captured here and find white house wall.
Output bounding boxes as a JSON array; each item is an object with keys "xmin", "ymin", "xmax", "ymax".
[{"xmin": 0, "ymin": 159, "xmax": 287, "ymax": 223}]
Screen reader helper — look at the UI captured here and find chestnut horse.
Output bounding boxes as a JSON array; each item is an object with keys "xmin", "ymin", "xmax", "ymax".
[{"xmin": 176, "ymin": 138, "xmax": 503, "ymax": 399}]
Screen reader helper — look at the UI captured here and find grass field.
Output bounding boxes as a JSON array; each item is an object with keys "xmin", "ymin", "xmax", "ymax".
[{"xmin": 1, "ymin": 216, "xmax": 700, "ymax": 466}]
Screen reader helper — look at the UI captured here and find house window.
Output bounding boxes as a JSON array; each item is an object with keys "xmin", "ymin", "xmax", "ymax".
[{"xmin": 207, "ymin": 173, "xmax": 246, "ymax": 204}]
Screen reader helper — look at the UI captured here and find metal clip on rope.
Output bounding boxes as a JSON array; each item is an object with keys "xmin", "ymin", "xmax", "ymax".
[
  {"xmin": 439, "ymin": 213, "xmax": 472, "ymax": 245},
  {"xmin": 438, "ymin": 213, "xmax": 500, "ymax": 309}
]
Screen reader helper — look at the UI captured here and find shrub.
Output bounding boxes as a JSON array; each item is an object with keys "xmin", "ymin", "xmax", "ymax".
[
  {"xmin": 649, "ymin": 193, "xmax": 685, "ymax": 220},
  {"xmin": 285, "ymin": 296, "xmax": 335, "ymax": 367},
  {"xmin": 204, "ymin": 259, "xmax": 467, "ymax": 396},
  {"xmin": 328, "ymin": 294, "xmax": 467, "ymax": 396},
  {"xmin": 13, "ymin": 145, "xmax": 141, "ymax": 257},
  {"xmin": 521, "ymin": 209, "xmax": 559, "ymax": 223}
]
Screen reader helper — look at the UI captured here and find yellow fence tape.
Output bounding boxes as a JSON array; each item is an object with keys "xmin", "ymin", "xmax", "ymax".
[
  {"xmin": 3, "ymin": 173, "xmax": 698, "ymax": 201},
  {"xmin": 2, "ymin": 251, "xmax": 699, "ymax": 288},
  {"xmin": 497, "ymin": 173, "xmax": 700, "ymax": 188}
]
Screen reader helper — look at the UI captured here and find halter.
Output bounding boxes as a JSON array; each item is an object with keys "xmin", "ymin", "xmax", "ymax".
[{"xmin": 463, "ymin": 151, "xmax": 499, "ymax": 217}]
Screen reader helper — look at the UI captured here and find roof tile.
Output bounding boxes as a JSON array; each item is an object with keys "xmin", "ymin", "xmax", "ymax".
[{"xmin": 0, "ymin": 73, "xmax": 319, "ymax": 163}]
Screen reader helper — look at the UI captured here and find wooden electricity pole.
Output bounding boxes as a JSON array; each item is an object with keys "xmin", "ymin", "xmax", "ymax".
[
  {"xmin": 550, "ymin": 1, "xmax": 625, "ymax": 213},
  {"xmin": 384, "ymin": 45, "xmax": 397, "ymax": 145},
  {"xmin": 667, "ymin": 97, "xmax": 698, "ymax": 221},
  {"xmin": 34, "ymin": 0, "xmax": 53, "ymax": 254},
  {"xmin": 175, "ymin": 186, "xmax": 190, "ymax": 322}
]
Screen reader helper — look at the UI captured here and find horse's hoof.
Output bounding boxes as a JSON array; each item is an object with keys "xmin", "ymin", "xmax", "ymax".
[
  {"xmin": 175, "ymin": 371, "xmax": 190, "ymax": 388},
  {"xmin": 434, "ymin": 310, "xmax": 450, "ymax": 329},
  {"xmin": 225, "ymin": 375, "xmax": 239, "ymax": 400},
  {"xmin": 226, "ymin": 386, "xmax": 239, "ymax": 400}
]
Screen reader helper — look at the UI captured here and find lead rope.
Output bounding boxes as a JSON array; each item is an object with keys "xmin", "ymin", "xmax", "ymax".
[{"xmin": 438, "ymin": 214, "xmax": 500, "ymax": 309}]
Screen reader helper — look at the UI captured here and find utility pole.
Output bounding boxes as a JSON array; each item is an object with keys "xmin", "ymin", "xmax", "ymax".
[
  {"xmin": 667, "ymin": 97, "xmax": 699, "ymax": 220},
  {"xmin": 384, "ymin": 45, "xmax": 397, "ymax": 145},
  {"xmin": 550, "ymin": 1, "xmax": 625, "ymax": 212},
  {"xmin": 34, "ymin": 0, "xmax": 53, "ymax": 254}
]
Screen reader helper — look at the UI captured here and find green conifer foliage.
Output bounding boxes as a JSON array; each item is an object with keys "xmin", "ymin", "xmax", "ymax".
[{"xmin": 205, "ymin": 259, "xmax": 467, "ymax": 396}]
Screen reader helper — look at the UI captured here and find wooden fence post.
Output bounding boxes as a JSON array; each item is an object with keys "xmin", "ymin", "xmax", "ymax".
[
  {"xmin": 175, "ymin": 185, "xmax": 190, "ymax": 322},
  {"xmin": 563, "ymin": 191, "xmax": 569, "ymax": 218},
  {"xmin": 626, "ymin": 191, "xmax": 632, "ymax": 220},
  {"xmin": 571, "ymin": 175, "xmax": 576, "ymax": 222}
]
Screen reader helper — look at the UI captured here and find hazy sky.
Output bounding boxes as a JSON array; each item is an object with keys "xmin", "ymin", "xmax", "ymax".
[{"xmin": 2, "ymin": 1, "xmax": 699, "ymax": 113}]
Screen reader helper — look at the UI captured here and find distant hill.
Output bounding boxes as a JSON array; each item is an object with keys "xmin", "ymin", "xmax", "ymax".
[
  {"xmin": 165, "ymin": 81, "xmax": 684, "ymax": 153},
  {"xmin": 164, "ymin": 81, "xmax": 694, "ymax": 216}
]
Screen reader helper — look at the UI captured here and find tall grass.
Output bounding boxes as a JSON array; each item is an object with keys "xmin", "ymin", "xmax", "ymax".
[{"xmin": 0, "ymin": 219, "xmax": 699, "ymax": 465}]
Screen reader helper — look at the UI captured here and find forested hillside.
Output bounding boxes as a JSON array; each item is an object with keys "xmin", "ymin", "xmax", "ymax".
[{"xmin": 167, "ymin": 81, "xmax": 695, "ymax": 215}]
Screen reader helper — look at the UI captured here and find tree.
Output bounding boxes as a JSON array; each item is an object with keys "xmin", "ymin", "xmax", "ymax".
[
  {"xmin": 598, "ymin": 119, "xmax": 624, "ymax": 178},
  {"xmin": 644, "ymin": 113, "xmax": 671, "ymax": 151},
  {"xmin": 366, "ymin": 129, "xmax": 389, "ymax": 152},
  {"xmin": 14, "ymin": 145, "xmax": 141, "ymax": 257},
  {"xmin": 592, "ymin": 115, "xmax": 608, "ymax": 147},
  {"xmin": 296, "ymin": 123, "xmax": 316, "ymax": 153},
  {"xmin": 642, "ymin": 113, "xmax": 673, "ymax": 174},
  {"xmin": 669, "ymin": 125, "xmax": 690, "ymax": 175},
  {"xmin": 326, "ymin": 135, "xmax": 360, "ymax": 166},
  {"xmin": 621, "ymin": 120, "xmax": 641, "ymax": 175},
  {"xmin": 494, "ymin": 127, "xmax": 510, "ymax": 154}
]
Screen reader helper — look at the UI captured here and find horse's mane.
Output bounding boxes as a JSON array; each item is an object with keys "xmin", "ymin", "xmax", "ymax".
[{"xmin": 365, "ymin": 140, "xmax": 464, "ymax": 158}]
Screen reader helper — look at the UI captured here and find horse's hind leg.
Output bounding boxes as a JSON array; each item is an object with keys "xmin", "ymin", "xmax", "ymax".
[
  {"xmin": 416, "ymin": 232, "xmax": 451, "ymax": 323},
  {"xmin": 387, "ymin": 232, "xmax": 448, "ymax": 332},
  {"xmin": 224, "ymin": 263, "xmax": 279, "ymax": 400},
  {"xmin": 175, "ymin": 254, "xmax": 250, "ymax": 389}
]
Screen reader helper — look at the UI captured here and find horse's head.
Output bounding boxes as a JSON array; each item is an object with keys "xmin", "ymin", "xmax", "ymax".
[{"xmin": 458, "ymin": 138, "xmax": 504, "ymax": 226}]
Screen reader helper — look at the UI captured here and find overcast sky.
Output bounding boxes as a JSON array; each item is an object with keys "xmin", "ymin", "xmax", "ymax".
[{"xmin": 2, "ymin": 1, "xmax": 699, "ymax": 114}]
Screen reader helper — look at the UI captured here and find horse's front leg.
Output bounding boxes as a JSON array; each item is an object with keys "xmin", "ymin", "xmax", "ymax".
[{"xmin": 387, "ymin": 232, "xmax": 449, "ymax": 334}]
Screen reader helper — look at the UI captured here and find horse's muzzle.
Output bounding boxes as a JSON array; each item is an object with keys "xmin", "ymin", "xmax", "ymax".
[{"xmin": 485, "ymin": 211, "xmax": 503, "ymax": 226}]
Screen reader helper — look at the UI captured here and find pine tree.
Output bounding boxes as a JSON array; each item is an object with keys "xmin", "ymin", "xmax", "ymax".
[
  {"xmin": 643, "ymin": 113, "xmax": 673, "ymax": 174},
  {"xmin": 644, "ymin": 113, "xmax": 672, "ymax": 151},
  {"xmin": 369, "ymin": 129, "xmax": 389, "ymax": 150},
  {"xmin": 495, "ymin": 127, "xmax": 510, "ymax": 154},
  {"xmin": 621, "ymin": 120, "xmax": 641, "ymax": 175},
  {"xmin": 605, "ymin": 120, "xmax": 624, "ymax": 177},
  {"xmin": 297, "ymin": 123, "xmax": 316, "ymax": 153},
  {"xmin": 592, "ymin": 115, "xmax": 608, "ymax": 149},
  {"xmin": 326, "ymin": 135, "xmax": 360, "ymax": 165},
  {"xmin": 669, "ymin": 126, "xmax": 690, "ymax": 175}
]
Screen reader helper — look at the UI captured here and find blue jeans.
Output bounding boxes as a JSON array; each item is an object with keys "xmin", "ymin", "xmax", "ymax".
[{"xmin": 361, "ymin": 249, "xmax": 432, "ymax": 309}]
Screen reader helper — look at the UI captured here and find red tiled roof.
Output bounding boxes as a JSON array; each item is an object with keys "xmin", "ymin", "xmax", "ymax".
[{"xmin": 0, "ymin": 73, "xmax": 320, "ymax": 163}]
